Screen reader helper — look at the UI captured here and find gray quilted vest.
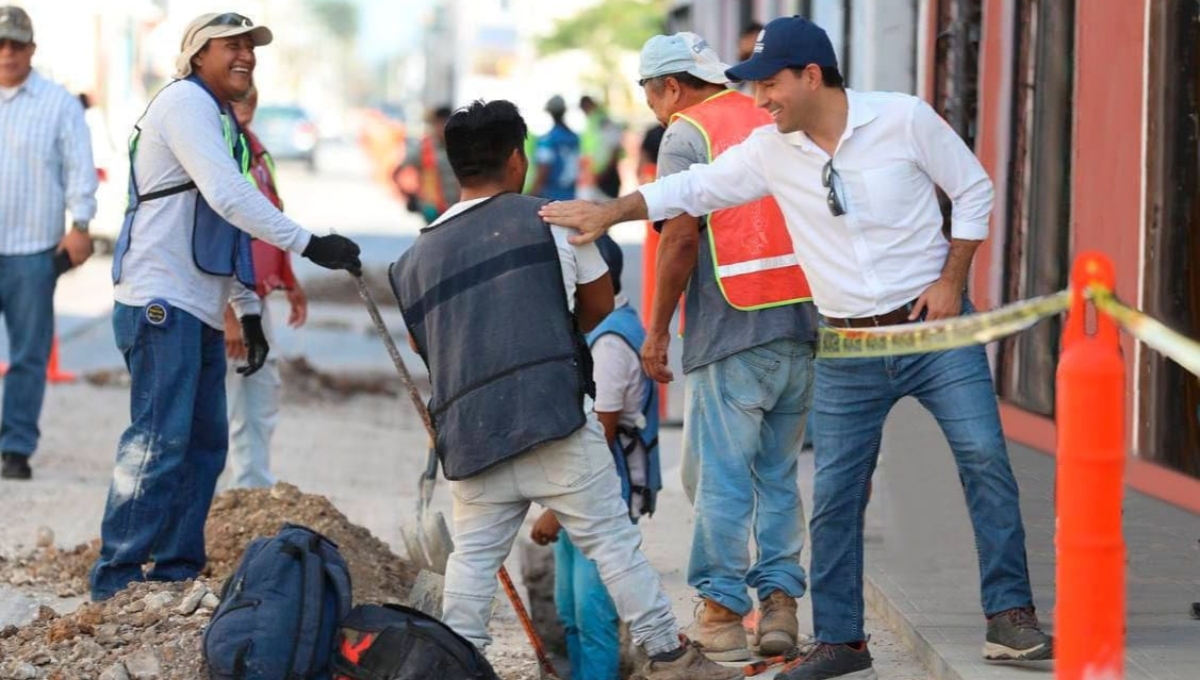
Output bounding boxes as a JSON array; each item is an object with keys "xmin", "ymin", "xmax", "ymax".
[{"xmin": 389, "ymin": 193, "xmax": 591, "ymax": 480}]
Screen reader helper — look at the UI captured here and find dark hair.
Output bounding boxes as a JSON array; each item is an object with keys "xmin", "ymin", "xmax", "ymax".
[
  {"xmin": 433, "ymin": 105, "xmax": 453, "ymax": 120},
  {"xmin": 595, "ymin": 234, "xmax": 623, "ymax": 295},
  {"xmin": 579, "ymin": 95, "xmax": 597, "ymax": 110},
  {"xmin": 444, "ymin": 100, "xmax": 528, "ymax": 187},
  {"xmin": 741, "ymin": 21, "xmax": 764, "ymax": 37},
  {"xmin": 789, "ymin": 65, "xmax": 845, "ymax": 88},
  {"xmin": 645, "ymin": 71, "xmax": 718, "ymax": 93}
]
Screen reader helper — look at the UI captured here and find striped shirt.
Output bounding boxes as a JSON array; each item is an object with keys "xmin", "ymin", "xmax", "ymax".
[{"xmin": 0, "ymin": 71, "xmax": 98, "ymax": 254}]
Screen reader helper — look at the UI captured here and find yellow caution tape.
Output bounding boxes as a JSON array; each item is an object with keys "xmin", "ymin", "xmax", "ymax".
[
  {"xmin": 817, "ymin": 290, "xmax": 1071, "ymax": 359},
  {"xmin": 1089, "ymin": 287, "xmax": 1200, "ymax": 378}
]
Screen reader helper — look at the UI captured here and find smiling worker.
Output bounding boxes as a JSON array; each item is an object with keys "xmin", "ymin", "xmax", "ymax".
[{"xmin": 89, "ymin": 12, "xmax": 362, "ymax": 601}]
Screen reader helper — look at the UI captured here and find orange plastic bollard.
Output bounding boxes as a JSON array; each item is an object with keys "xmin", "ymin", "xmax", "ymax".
[
  {"xmin": 1055, "ymin": 252, "xmax": 1125, "ymax": 680},
  {"xmin": 641, "ymin": 221, "xmax": 669, "ymax": 420}
]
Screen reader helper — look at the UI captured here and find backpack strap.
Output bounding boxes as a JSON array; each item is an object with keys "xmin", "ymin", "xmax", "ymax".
[{"xmin": 287, "ymin": 537, "xmax": 327, "ymax": 678}]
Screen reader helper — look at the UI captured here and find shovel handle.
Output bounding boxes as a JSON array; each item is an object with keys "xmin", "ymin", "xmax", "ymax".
[
  {"xmin": 351, "ymin": 272, "xmax": 437, "ymax": 439},
  {"xmin": 498, "ymin": 565, "xmax": 560, "ymax": 679}
]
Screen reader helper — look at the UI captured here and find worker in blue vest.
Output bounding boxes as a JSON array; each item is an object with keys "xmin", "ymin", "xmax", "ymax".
[
  {"xmin": 531, "ymin": 234, "xmax": 661, "ymax": 680},
  {"xmin": 89, "ymin": 12, "xmax": 361, "ymax": 601}
]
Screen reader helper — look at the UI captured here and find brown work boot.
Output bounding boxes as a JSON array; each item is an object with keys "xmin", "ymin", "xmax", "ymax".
[
  {"xmin": 637, "ymin": 638, "xmax": 742, "ymax": 680},
  {"xmin": 684, "ymin": 598, "xmax": 751, "ymax": 661},
  {"xmin": 757, "ymin": 590, "xmax": 801, "ymax": 656}
]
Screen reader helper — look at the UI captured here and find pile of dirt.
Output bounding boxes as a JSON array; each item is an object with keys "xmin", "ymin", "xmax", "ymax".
[
  {"xmin": 302, "ymin": 267, "xmax": 395, "ymax": 306},
  {"xmin": 277, "ymin": 356, "xmax": 408, "ymax": 404},
  {"xmin": 84, "ymin": 358, "xmax": 416, "ymax": 403},
  {"xmin": 0, "ymin": 483, "xmax": 418, "ymax": 607}
]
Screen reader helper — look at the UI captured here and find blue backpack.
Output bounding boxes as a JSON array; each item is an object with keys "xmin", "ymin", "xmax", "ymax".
[{"xmin": 204, "ymin": 523, "xmax": 353, "ymax": 680}]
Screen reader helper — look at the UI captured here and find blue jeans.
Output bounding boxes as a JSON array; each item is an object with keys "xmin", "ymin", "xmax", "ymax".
[
  {"xmin": 90, "ymin": 303, "xmax": 228, "ymax": 600},
  {"xmin": 810, "ymin": 335, "xmax": 1033, "ymax": 643},
  {"xmin": 684, "ymin": 338, "xmax": 814, "ymax": 616},
  {"xmin": 0, "ymin": 250, "xmax": 56, "ymax": 456},
  {"xmin": 555, "ymin": 533, "xmax": 619, "ymax": 680}
]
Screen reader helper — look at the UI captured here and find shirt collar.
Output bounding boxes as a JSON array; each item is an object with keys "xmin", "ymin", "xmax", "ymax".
[
  {"xmin": 614, "ymin": 292, "xmax": 629, "ymax": 309},
  {"xmin": 1, "ymin": 70, "xmax": 42, "ymax": 98},
  {"xmin": 781, "ymin": 88, "xmax": 878, "ymax": 151}
]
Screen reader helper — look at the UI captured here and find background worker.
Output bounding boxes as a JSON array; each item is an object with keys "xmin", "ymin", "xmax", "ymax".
[
  {"xmin": 541, "ymin": 16, "xmax": 1052, "ymax": 680},
  {"xmin": 637, "ymin": 32, "xmax": 817, "ymax": 662},
  {"xmin": 0, "ymin": 5, "xmax": 98, "ymax": 481},
  {"xmin": 393, "ymin": 105, "xmax": 458, "ymax": 223},
  {"xmin": 221, "ymin": 84, "xmax": 308, "ymax": 490},
  {"xmin": 90, "ymin": 12, "xmax": 361, "ymax": 601},
  {"xmin": 531, "ymin": 234, "xmax": 661, "ymax": 680},
  {"xmin": 530, "ymin": 95, "xmax": 580, "ymax": 201}
]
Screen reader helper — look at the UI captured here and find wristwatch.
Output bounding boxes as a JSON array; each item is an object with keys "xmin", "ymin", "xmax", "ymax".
[{"xmin": 71, "ymin": 220, "xmax": 89, "ymax": 234}]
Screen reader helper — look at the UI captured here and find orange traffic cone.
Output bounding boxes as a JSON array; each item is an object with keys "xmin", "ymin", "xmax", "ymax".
[
  {"xmin": 46, "ymin": 337, "xmax": 75, "ymax": 383},
  {"xmin": 0, "ymin": 337, "xmax": 76, "ymax": 382}
]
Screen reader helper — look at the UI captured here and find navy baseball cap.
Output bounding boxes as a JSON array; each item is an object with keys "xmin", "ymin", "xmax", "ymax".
[{"xmin": 725, "ymin": 16, "xmax": 838, "ymax": 83}]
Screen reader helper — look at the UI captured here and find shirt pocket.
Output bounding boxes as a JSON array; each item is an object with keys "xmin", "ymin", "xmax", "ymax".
[{"xmin": 861, "ymin": 161, "xmax": 927, "ymax": 225}]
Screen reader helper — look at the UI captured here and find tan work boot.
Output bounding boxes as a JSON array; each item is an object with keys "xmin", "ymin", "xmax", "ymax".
[
  {"xmin": 757, "ymin": 590, "xmax": 801, "ymax": 656},
  {"xmin": 637, "ymin": 638, "xmax": 743, "ymax": 680},
  {"xmin": 684, "ymin": 598, "xmax": 751, "ymax": 661}
]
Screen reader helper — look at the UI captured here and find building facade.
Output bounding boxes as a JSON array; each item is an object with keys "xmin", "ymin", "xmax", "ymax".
[
  {"xmin": 927, "ymin": 0, "xmax": 1200, "ymax": 511},
  {"xmin": 667, "ymin": 0, "xmax": 1200, "ymax": 512}
]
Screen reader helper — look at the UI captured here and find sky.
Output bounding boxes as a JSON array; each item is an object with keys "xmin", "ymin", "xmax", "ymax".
[{"xmin": 355, "ymin": 0, "xmax": 436, "ymax": 63}]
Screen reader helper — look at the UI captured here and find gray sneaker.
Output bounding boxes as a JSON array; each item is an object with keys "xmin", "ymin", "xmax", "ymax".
[
  {"xmin": 984, "ymin": 607, "xmax": 1053, "ymax": 661},
  {"xmin": 776, "ymin": 642, "xmax": 878, "ymax": 680}
]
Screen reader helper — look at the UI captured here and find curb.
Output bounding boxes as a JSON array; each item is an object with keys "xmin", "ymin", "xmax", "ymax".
[{"xmin": 863, "ymin": 574, "xmax": 964, "ymax": 680}]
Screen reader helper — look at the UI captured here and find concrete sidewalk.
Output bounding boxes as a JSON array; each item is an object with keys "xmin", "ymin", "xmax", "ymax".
[{"xmin": 865, "ymin": 399, "xmax": 1199, "ymax": 680}]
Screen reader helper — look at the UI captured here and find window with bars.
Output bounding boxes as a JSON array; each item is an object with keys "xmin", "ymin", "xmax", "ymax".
[
  {"xmin": 996, "ymin": 0, "xmax": 1074, "ymax": 416},
  {"xmin": 1142, "ymin": 0, "xmax": 1200, "ymax": 479}
]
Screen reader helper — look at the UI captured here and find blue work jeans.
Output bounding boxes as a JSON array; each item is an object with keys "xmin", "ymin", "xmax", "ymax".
[
  {"xmin": 555, "ymin": 533, "xmax": 620, "ymax": 680},
  {"xmin": 90, "ymin": 303, "xmax": 228, "ymax": 600},
  {"xmin": 684, "ymin": 338, "xmax": 814, "ymax": 616},
  {"xmin": 810, "ymin": 327, "xmax": 1034, "ymax": 643},
  {"xmin": 0, "ymin": 250, "xmax": 56, "ymax": 457}
]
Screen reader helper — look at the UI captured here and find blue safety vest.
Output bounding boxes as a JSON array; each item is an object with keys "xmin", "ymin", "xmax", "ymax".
[
  {"xmin": 587, "ymin": 304, "xmax": 662, "ymax": 519},
  {"xmin": 112, "ymin": 75, "xmax": 256, "ymax": 288}
]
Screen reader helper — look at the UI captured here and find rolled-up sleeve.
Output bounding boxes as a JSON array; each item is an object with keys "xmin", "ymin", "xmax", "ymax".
[
  {"xmin": 639, "ymin": 130, "xmax": 772, "ymax": 222},
  {"xmin": 909, "ymin": 100, "xmax": 993, "ymax": 240},
  {"xmin": 60, "ymin": 101, "xmax": 98, "ymax": 223}
]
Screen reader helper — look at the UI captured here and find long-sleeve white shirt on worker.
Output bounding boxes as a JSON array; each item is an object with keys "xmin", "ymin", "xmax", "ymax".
[
  {"xmin": 0, "ymin": 71, "xmax": 98, "ymax": 255},
  {"xmin": 114, "ymin": 78, "xmax": 313, "ymax": 329},
  {"xmin": 639, "ymin": 88, "xmax": 994, "ymax": 319}
]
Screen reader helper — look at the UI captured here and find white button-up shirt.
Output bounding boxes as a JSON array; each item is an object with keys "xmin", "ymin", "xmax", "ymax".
[
  {"xmin": 640, "ymin": 89, "xmax": 993, "ymax": 318},
  {"xmin": 0, "ymin": 71, "xmax": 98, "ymax": 255}
]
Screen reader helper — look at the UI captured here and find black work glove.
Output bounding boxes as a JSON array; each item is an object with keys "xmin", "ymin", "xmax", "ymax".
[
  {"xmin": 238, "ymin": 314, "xmax": 269, "ymax": 377},
  {"xmin": 303, "ymin": 234, "xmax": 362, "ymax": 276}
]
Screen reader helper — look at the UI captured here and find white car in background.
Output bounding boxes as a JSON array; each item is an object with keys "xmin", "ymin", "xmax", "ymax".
[{"xmin": 83, "ymin": 103, "xmax": 130, "ymax": 253}]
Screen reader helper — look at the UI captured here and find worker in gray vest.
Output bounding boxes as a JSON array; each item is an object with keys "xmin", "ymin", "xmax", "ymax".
[{"xmin": 390, "ymin": 100, "xmax": 740, "ymax": 680}]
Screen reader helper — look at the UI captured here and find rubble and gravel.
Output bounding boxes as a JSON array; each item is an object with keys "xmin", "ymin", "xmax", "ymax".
[{"xmin": 0, "ymin": 484, "xmax": 431, "ymax": 679}]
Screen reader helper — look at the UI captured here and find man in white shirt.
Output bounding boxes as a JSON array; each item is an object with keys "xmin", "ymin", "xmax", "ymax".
[
  {"xmin": 390, "ymin": 100, "xmax": 739, "ymax": 680},
  {"xmin": 0, "ymin": 5, "xmax": 98, "ymax": 481},
  {"xmin": 541, "ymin": 16, "xmax": 1051, "ymax": 680},
  {"xmin": 89, "ymin": 12, "xmax": 362, "ymax": 602}
]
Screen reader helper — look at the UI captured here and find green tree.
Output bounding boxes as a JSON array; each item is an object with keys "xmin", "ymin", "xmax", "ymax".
[
  {"xmin": 304, "ymin": 0, "xmax": 360, "ymax": 43},
  {"xmin": 537, "ymin": 0, "xmax": 667, "ymax": 111}
]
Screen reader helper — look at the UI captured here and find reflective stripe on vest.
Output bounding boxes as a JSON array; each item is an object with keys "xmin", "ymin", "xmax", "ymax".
[{"xmin": 671, "ymin": 90, "xmax": 812, "ymax": 310}]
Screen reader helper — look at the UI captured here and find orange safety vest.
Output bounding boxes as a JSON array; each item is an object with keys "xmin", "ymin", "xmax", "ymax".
[
  {"xmin": 419, "ymin": 136, "xmax": 449, "ymax": 214},
  {"xmin": 670, "ymin": 90, "xmax": 812, "ymax": 310}
]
